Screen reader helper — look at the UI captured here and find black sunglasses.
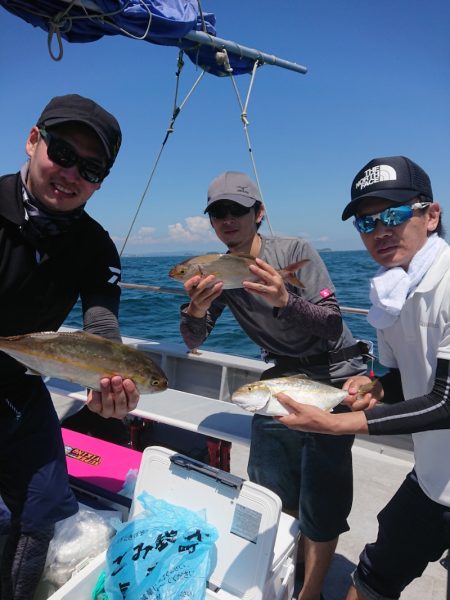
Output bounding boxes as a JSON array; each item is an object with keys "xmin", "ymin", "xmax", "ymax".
[
  {"xmin": 39, "ymin": 127, "xmax": 109, "ymax": 184},
  {"xmin": 208, "ymin": 203, "xmax": 252, "ymax": 219}
]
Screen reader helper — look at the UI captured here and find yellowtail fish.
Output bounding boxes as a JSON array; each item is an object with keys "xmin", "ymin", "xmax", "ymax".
[
  {"xmin": 0, "ymin": 331, "xmax": 168, "ymax": 394},
  {"xmin": 231, "ymin": 375, "xmax": 375, "ymax": 416},
  {"xmin": 168, "ymin": 253, "xmax": 309, "ymax": 289}
]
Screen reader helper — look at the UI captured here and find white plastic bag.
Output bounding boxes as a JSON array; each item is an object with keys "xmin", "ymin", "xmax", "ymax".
[{"xmin": 42, "ymin": 506, "xmax": 118, "ymax": 591}]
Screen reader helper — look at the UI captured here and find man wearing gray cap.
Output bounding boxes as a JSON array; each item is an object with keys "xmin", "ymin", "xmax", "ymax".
[
  {"xmin": 179, "ymin": 170, "xmax": 368, "ymax": 600},
  {"xmin": 276, "ymin": 156, "xmax": 449, "ymax": 600},
  {"xmin": 0, "ymin": 94, "xmax": 139, "ymax": 599}
]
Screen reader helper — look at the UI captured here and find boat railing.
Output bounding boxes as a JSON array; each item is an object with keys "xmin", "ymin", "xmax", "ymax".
[{"xmin": 119, "ymin": 283, "xmax": 369, "ymax": 316}]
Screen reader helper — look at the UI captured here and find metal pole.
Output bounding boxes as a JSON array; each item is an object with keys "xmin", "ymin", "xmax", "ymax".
[{"xmin": 183, "ymin": 30, "xmax": 308, "ymax": 75}]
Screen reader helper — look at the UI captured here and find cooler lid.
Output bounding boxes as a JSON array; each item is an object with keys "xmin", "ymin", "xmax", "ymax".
[{"xmin": 131, "ymin": 446, "xmax": 282, "ymax": 599}]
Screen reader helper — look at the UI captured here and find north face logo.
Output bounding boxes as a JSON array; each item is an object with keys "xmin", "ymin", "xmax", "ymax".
[{"xmin": 355, "ymin": 165, "xmax": 397, "ymax": 191}]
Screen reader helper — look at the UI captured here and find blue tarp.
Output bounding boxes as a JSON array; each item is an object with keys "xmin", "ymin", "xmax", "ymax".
[{"xmin": 0, "ymin": 0, "xmax": 256, "ymax": 75}]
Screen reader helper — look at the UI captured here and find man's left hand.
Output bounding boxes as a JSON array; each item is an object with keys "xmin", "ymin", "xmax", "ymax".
[
  {"xmin": 87, "ymin": 376, "xmax": 139, "ymax": 418},
  {"xmin": 243, "ymin": 258, "xmax": 289, "ymax": 307}
]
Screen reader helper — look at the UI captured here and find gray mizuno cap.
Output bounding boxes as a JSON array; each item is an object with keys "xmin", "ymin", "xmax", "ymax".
[{"xmin": 205, "ymin": 171, "xmax": 262, "ymax": 213}]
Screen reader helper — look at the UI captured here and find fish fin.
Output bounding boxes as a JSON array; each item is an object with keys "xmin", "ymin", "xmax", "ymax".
[
  {"xmin": 285, "ymin": 374, "xmax": 310, "ymax": 382},
  {"xmin": 356, "ymin": 379, "xmax": 377, "ymax": 399},
  {"xmin": 25, "ymin": 367, "xmax": 42, "ymax": 376},
  {"xmin": 280, "ymin": 259, "xmax": 309, "ymax": 289},
  {"xmin": 234, "ymin": 253, "xmax": 254, "ymax": 260}
]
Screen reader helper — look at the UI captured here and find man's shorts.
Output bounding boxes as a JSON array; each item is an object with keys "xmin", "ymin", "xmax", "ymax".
[
  {"xmin": 248, "ymin": 413, "xmax": 354, "ymax": 541},
  {"xmin": 352, "ymin": 469, "xmax": 450, "ymax": 600},
  {"xmin": 0, "ymin": 376, "xmax": 78, "ymax": 533}
]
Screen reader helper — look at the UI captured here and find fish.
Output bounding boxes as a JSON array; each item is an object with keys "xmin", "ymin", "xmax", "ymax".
[
  {"xmin": 231, "ymin": 375, "xmax": 375, "ymax": 416},
  {"xmin": 168, "ymin": 253, "xmax": 309, "ymax": 290},
  {"xmin": 0, "ymin": 330, "xmax": 168, "ymax": 394}
]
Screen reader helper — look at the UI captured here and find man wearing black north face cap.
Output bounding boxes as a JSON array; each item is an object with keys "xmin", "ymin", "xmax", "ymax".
[
  {"xmin": 0, "ymin": 94, "xmax": 138, "ymax": 599},
  {"xmin": 276, "ymin": 156, "xmax": 450, "ymax": 600},
  {"xmin": 178, "ymin": 170, "xmax": 368, "ymax": 600}
]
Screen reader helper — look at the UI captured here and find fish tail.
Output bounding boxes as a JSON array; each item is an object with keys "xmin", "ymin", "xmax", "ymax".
[
  {"xmin": 356, "ymin": 379, "xmax": 377, "ymax": 399},
  {"xmin": 280, "ymin": 259, "xmax": 309, "ymax": 289}
]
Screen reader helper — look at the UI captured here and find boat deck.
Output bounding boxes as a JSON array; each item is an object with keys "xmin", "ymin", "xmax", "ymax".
[{"xmin": 228, "ymin": 435, "xmax": 448, "ymax": 600}]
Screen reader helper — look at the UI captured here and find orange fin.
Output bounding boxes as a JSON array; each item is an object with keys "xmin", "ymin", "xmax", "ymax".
[
  {"xmin": 279, "ymin": 259, "xmax": 309, "ymax": 289},
  {"xmin": 356, "ymin": 379, "xmax": 377, "ymax": 399}
]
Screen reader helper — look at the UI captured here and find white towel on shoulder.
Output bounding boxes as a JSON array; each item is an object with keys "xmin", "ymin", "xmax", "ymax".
[{"xmin": 367, "ymin": 234, "xmax": 446, "ymax": 329}]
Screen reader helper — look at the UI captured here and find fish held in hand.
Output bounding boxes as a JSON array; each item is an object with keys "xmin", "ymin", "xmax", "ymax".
[
  {"xmin": 232, "ymin": 375, "xmax": 349, "ymax": 417},
  {"xmin": 0, "ymin": 331, "xmax": 168, "ymax": 394},
  {"xmin": 169, "ymin": 253, "xmax": 309, "ymax": 289}
]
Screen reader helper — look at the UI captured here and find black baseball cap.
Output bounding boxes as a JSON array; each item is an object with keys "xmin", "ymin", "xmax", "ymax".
[
  {"xmin": 342, "ymin": 156, "xmax": 433, "ymax": 220},
  {"xmin": 205, "ymin": 171, "xmax": 262, "ymax": 213},
  {"xmin": 37, "ymin": 94, "xmax": 122, "ymax": 167}
]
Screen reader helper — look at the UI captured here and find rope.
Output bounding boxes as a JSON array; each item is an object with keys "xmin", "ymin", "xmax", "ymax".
[
  {"xmin": 13, "ymin": 0, "xmax": 152, "ymax": 61},
  {"xmin": 119, "ymin": 51, "xmax": 206, "ymax": 256},
  {"xmin": 222, "ymin": 53, "xmax": 274, "ymax": 236}
]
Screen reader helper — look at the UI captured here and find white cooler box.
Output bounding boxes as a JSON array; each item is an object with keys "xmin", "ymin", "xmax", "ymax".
[{"xmin": 48, "ymin": 445, "xmax": 299, "ymax": 600}]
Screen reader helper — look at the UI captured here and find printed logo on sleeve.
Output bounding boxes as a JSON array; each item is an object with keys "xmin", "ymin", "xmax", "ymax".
[{"xmin": 320, "ymin": 288, "xmax": 331, "ymax": 298}]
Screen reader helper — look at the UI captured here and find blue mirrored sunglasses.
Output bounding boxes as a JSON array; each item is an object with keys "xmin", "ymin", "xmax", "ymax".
[{"xmin": 353, "ymin": 202, "xmax": 431, "ymax": 234}]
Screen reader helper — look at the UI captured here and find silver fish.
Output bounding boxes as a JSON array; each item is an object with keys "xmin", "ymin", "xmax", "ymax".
[
  {"xmin": 0, "ymin": 330, "xmax": 168, "ymax": 394},
  {"xmin": 169, "ymin": 253, "xmax": 309, "ymax": 289},
  {"xmin": 231, "ymin": 375, "xmax": 349, "ymax": 416}
]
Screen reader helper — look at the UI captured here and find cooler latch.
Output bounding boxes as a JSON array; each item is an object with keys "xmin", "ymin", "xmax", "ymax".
[{"xmin": 170, "ymin": 454, "xmax": 243, "ymax": 490}]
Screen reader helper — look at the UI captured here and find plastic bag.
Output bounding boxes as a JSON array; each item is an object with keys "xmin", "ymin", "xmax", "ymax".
[
  {"xmin": 100, "ymin": 491, "xmax": 218, "ymax": 599},
  {"xmin": 42, "ymin": 506, "xmax": 117, "ymax": 591}
]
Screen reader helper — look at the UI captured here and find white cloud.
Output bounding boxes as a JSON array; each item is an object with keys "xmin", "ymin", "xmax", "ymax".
[
  {"xmin": 168, "ymin": 216, "xmax": 215, "ymax": 242},
  {"xmin": 114, "ymin": 226, "xmax": 158, "ymax": 246}
]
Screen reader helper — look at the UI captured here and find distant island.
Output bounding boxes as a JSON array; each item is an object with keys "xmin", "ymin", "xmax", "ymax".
[{"xmin": 317, "ymin": 248, "xmax": 333, "ymax": 252}]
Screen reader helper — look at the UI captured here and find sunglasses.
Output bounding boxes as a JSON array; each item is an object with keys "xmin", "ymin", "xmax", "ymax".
[
  {"xmin": 208, "ymin": 203, "xmax": 252, "ymax": 219},
  {"xmin": 39, "ymin": 128, "xmax": 109, "ymax": 184},
  {"xmin": 353, "ymin": 202, "xmax": 431, "ymax": 234}
]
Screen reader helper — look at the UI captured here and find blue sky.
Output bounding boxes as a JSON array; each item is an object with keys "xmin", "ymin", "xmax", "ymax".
[{"xmin": 1, "ymin": 1, "xmax": 449, "ymax": 254}]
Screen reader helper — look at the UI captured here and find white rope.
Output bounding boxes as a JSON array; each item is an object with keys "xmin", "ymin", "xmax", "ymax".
[
  {"xmin": 119, "ymin": 57, "xmax": 206, "ymax": 256},
  {"xmin": 16, "ymin": 0, "xmax": 153, "ymax": 61},
  {"xmin": 222, "ymin": 52, "xmax": 275, "ymax": 236}
]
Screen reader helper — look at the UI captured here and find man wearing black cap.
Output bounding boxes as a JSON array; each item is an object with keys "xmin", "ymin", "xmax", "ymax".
[
  {"xmin": 0, "ymin": 94, "xmax": 139, "ymax": 599},
  {"xmin": 178, "ymin": 171, "xmax": 368, "ymax": 600},
  {"xmin": 276, "ymin": 156, "xmax": 450, "ymax": 599}
]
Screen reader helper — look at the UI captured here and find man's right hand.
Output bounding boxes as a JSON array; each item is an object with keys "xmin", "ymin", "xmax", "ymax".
[{"xmin": 184, "ymin": 274, "xmax": 223, "ymax": 318}]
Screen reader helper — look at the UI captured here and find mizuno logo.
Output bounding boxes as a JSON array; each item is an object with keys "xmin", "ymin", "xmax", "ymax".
[
  {"xmin": 355, "ymin": 165, "xmax": 397, "ymax": 190},
  {"xmin": 237, "ymin": 185, "xmax": 249, "ymax": 195},
  {"xmin": 108, "ymin": 266, "xmax": 121, "ymax": 284}
]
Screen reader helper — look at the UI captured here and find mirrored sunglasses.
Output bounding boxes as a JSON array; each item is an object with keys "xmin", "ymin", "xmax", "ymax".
[
  {"xmin": 208, "ymin": 203, "xmax": 252, "ymax": 219},
  {"xmin": 39, "ymin": 128, "xmax": 109, "ymax": 184},
  {"xmin": 353, "ymin": 202, "xmax": 431, "ymax": 234}
]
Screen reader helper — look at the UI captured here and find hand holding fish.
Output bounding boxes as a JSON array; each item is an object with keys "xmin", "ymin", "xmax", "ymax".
[
  {"xmin": 243, "ymin": 258, "xmax": 289, "ymax": 307},
  {"xmin": 184, "ymin": 274, "xmax": 224, "ymax": 318},
  {"xmin": 275, "ymin": 392, "xmax": 369, "ymax": 435},
  {"xmin": 87, "ymin": 376, "xmax": 139, "ymax": 419},
  {"xmin": 342, "ymin": 375, "xmax": 382, "ymax": 411}
]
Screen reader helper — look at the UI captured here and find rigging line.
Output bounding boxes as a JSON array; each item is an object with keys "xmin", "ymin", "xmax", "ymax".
[
  {"xmin": 119, "ymin": 65, "xmax": 206, "ymax": 256},
  {"xmin": 223, "ymin": 53, "xmax": 275, "ymax": 236},
  {"xmin": 37, "ymin": 0, "xmax": 152, "ymax": 59},
  {"xmin": 119, "ymin": 283, "xmax": 371, "ymax": 316},
  {"xmin": 196, "ymin": 0, "xmax": 208, "ymax": 33},
  {"xmin": 75, "ymin": 0, "xmax": 153, "ymax": 41}
]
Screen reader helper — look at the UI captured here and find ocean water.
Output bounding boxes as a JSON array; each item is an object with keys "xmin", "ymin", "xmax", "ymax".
[{"xmin": 65, "ymin": 250, "xmax": 380, "ymax": 361}]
